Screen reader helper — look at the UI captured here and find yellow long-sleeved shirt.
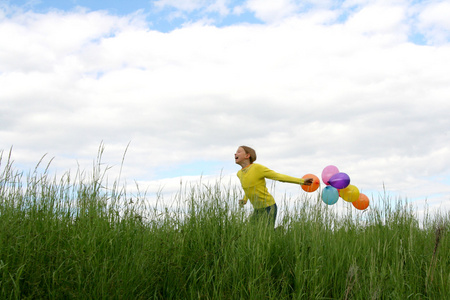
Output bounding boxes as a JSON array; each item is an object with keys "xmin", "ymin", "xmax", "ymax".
[{"xmin": 237, "ymin": 163, "xmax": 305, "ymax": 209}]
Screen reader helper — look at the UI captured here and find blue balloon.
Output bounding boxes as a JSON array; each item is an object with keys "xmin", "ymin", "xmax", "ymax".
[
  {"xmin": 328, "ymin": 172, "xmax": 350, "ymax": 190},
  {"xmin": 322, "ymin": 186, "xmax": 339, "ymax": 205}
]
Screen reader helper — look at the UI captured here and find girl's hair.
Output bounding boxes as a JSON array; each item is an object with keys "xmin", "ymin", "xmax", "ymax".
[{"xmin": 240, "ymin": 146, "xmax": 257, "ymax": 163}]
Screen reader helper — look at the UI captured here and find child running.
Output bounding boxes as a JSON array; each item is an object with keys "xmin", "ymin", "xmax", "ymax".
[{"xmin": 235, "ymin": 146, "xmax": 313, "ymax": 227}]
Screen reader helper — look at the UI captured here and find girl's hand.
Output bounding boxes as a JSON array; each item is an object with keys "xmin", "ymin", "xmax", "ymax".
[{"xmin": 303, "ymin": 178, "xmax": 314, "ymax": 186}]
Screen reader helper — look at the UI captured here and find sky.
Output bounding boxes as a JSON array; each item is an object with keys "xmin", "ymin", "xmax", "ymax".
[{"xmin": 1, "ymin": 0, "xmax": 450, "ymax": 219}]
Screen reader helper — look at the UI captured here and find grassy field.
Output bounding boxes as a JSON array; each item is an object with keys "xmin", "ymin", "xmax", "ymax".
[{"xmin": 0, "ymin": 151, "xmax": 449, "ymax": 299}]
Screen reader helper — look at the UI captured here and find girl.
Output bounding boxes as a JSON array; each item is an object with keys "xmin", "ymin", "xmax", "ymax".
[{"xmin": 235, "ymin": 146, "xmax": 313, "ymax": 226}]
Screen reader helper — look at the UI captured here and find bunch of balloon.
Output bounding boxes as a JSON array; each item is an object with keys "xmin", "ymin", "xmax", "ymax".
[{"xmin": 320, "ymin": 165, "xmax": 369, "ymax": 210}]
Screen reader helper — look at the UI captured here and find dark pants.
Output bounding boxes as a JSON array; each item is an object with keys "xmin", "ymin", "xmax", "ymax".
[{"xmin": 250, "ymin": 204, "xmax": 277, "ymax": 228}]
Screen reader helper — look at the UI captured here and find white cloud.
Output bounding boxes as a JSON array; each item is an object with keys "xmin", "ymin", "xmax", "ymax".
[
  {"xmin": 343, "ymin": 2, "xmax": 409, "ymax": 44},
  {"xmin": 0, "ymin": 2, "xmax": 449, "ymax": 216},
  {"xmin": 205, "ymin": 0, "xmax": 230, "ymax": 15},
  {"xmin": 231, "ymin": 5, "xmax": 245, "ymax": 15},
  {"xmin": 417, "ymin": 1, "xmax": 450, "ymax": 44},
  {"xmin": 153, "ymin": 0, "xmax": 230, "ymax": 15},
  {"xmin": 0, "ymin": 9, "xmax": 146, "ymax": 72},
  {"xmin": 245, "ymin": 0, "xmax": 299, "ymax": 22},
  {"xmin": 153, "ymin": 0, "xmax": 208, "ymax": 12}
]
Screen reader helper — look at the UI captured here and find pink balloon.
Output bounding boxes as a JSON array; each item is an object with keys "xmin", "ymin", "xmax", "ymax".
[{"xmin": 321, "ymin": 165, "xmax": 339, "ymax": 185}]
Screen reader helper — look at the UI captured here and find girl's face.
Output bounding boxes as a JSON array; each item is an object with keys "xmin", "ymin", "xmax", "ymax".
[{"xmin": 234, "ymin": 147, "xmax": 250, "ymax": 165}]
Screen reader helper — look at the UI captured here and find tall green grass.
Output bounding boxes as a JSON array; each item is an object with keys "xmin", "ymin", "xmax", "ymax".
[{"xmin": 0, "ymin": 150, "xmax": 448, "ymax": 299}]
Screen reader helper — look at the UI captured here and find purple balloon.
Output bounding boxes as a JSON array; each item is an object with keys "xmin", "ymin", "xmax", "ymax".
[{"xmin": 328, "ymin": 172, "xmax": 350, "ymax": 189}]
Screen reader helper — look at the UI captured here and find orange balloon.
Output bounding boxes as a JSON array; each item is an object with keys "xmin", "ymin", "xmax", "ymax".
[
  {"xmin": 302, "ymin": 174, "xmax": 320, "ymax": 192},
  {"xmin": 352, "ymin": 193, "xmax": 370, "ymax": 210},
  {"xmin": 340, "ymin": 184, "xmax": 360, "ymax": 202}
]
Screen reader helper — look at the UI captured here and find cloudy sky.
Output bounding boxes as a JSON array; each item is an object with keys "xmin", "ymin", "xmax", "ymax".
[{"xmin": 1, "ymin": 0, "xmax": 450, "ymax": 216}]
